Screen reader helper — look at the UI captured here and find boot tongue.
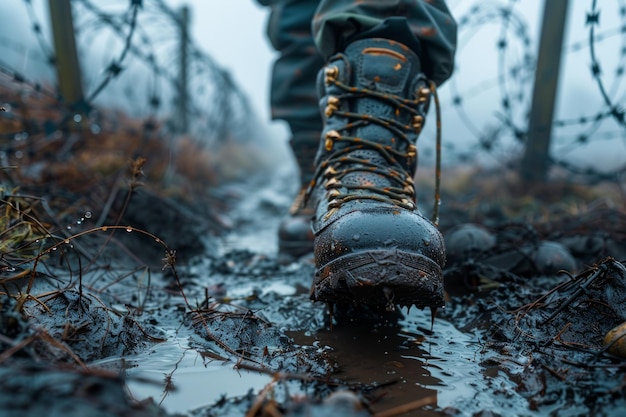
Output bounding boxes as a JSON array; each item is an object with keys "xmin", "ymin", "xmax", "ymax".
[
  {"xmin": 347, "ymin": 39, "xmax": 419, "ymax": 95},
  {"xmin": 320, "ymin": 40, "xmax": 422, "ymax": 207},
  {"xmin": 343, "ymin": 39, "xmax": 419, "ymax": 155}
]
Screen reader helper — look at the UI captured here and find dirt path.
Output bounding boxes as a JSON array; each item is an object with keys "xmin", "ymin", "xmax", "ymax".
[{"xmin": 1, "ymin": 167, "xmax": 625, "ymax": 417}]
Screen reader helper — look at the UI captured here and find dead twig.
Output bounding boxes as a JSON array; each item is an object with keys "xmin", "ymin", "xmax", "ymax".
[
  {"xmin": 539, "ymin": 363, "xmax": 567, "ymax": 382},
  {"xmin": 372, "ymin": 395, "xmax": 437, "ymax": 417},
  {"xmin": 245, "ymin": 376, "xmax": 279, "ymax": 417}
]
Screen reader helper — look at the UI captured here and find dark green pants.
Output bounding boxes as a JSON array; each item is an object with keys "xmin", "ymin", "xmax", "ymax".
[{"xmin": 258, "ymin": 0, "xmax": 457, "ymax": 182}]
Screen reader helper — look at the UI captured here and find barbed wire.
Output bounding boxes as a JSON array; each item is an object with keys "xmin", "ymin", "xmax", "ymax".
[
  {"xmin": 548, "ymin": 0, "xmax": 626, "ymax": 183},
  {"xmin": 443, "ymin": 0, "xmax": 533, "ymax": 168},
  {"xmin": 0, "ymin": 0, "xmax": 252, "ymax": 148},
  {"xmin": 0, "ymin": 0, "xmax": 624, "ymax": 184},
  {"xmin": 432, "ymin": 0, "xmax": 626, "ymax": 184}
]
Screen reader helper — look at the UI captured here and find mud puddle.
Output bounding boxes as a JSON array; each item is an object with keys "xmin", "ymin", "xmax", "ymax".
[
  {"xmin": 118, "ymin": 169, "xmax": 624, "ymax": 416},
  {"xmin": 291, "ymin": 308, "xmax": 528, "ymax": 416},
  {"xmin": 116, "ymin": 169, "xmax": 537, "ymax": 416},
  {"xmin": 121, "ymin": 332, "xmax": 272, "ymax": 413},
  {"xmin": 4, "ymin": 167, "xmax": 624, "ymax": 417},
  {"xmin": 121, "ymin": 285, "xmax": 515, "ymax": 416}
]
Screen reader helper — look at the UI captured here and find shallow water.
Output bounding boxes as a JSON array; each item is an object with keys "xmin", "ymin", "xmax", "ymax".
[
  {"xmin": 121, "ymin": 170, "xmax": 502, "ymax": 415},
  {"xmin": 115, "ymin": 169, "xmax": 624, "ymax": 416},
  {"xmin": 117, "ymin": 302, "xmax": 494, "ymax": 415},
  {"xmin": 119, "ymin": 301, "xmax": 528, "ymax": 416},
  {"xmin": 122, "ymin": 333, "xmax": 272, "ymax": 413},
  {"xmin": 293, "ymin": 308, "xmax": 531, "ymax": 416}
]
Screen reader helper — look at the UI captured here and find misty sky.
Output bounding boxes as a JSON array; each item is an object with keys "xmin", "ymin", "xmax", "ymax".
[
  {"xmin": 142, "ymin": 0, "xmax": 626, "ymax": 171},
  {"xmin": 1, "ymin": 1, "xmax": 624, "ymax": 171}
]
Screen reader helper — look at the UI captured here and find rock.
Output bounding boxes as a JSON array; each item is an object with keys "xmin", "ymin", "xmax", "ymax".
[
  {"xmin": 444, "ymin": 223, "xmax": 496, "ymax": 263},
  {"xmin": 604, "ymin": 321, "xmax": 626, "ymax": 358}
]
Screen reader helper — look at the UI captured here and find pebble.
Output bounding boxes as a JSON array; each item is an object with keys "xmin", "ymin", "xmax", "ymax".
[{"xmin": 603, "ymin": 322, "xmax": 626, "ymax": 358}]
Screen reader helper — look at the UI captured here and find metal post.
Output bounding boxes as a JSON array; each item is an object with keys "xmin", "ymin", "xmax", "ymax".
[
  {"xmin": 48, "ymin": 0, "xmax": 85, "ymax": 110},
  {"xmin": 177, "ymin": 5, "xmax": 190, "ymax": 134},
  {"xmin": 520, "ymin": 0, "xmax": 570, "ymax": 182}
]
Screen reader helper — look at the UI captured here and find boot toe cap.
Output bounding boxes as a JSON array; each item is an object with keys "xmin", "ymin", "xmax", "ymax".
[{"xmin": 314, "ymin": 208, "xmax": 445, "ymax": 268}]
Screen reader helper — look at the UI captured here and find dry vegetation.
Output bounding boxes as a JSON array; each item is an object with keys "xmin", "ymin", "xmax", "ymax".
[{"xmin": 0, "ymin": 75, "xmax": 259, "ymax": 370}]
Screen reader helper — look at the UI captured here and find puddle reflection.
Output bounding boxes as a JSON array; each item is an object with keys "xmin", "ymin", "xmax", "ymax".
[
  {"xmin": 293, "ymin": 307, "xmax": 525, "ymax": 416},
  {"xmin": 120, "ymin": 334, "xmax": 271, "ymax": 414}
]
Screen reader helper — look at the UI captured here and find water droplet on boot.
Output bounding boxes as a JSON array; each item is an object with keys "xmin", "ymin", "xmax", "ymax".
[{"xmin": 352, "ymin": 234, "xmax": 360, "ymax": 242}]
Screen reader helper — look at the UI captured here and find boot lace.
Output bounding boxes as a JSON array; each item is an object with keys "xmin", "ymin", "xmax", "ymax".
[{"xmin": 305, "ymin": 67, "xmax": 443, "ymax": 226}]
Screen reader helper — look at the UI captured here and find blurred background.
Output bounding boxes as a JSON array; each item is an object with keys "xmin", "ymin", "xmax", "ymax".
[
  {"xmin": 1, "ymin": 4, "xmax": 625, "ymax": 415},
  {"xmin": 0, "ymin": 0, "xmax": 625, "ymax": 188}
]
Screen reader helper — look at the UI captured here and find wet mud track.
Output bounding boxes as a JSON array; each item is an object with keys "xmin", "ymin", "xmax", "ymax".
[{"xmin": 2, "ymin": 169, "xmax": 625, "ymax": 416}]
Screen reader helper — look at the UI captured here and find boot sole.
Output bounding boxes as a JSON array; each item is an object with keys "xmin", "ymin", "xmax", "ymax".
[{"xmin": 311, "ymin": 249, "xmax": 444, "ymax": 309}]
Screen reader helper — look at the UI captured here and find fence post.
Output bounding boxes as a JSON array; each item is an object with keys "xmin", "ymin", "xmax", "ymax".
[
  {"xmin": 520, "ymin": 0, "xmax": 570, "ymax": 182},
  {"xmin": 48, "ymin": 0, "xmax": 85, "ymax": 111},
  {"xmin": 176, "ymin": 5, "xmax": 190, "ymax": 134}
]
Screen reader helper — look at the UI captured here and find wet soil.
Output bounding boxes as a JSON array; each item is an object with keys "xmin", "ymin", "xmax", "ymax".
[{"xmin": 1, "ymin": 167, "xmax": 625, "ymax": 417}]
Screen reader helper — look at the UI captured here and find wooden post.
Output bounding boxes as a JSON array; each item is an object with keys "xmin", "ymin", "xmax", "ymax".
[
  {"xmin": 177, "ymin": 5, "xmax": 190, "ymax": 134},
  {"xmin": 48, "ymin": 0, "xmax": 85, "ymax": 111},
  {"xmin": 520, "ymin": 0, "xmax": 570, "ymax": 182}
]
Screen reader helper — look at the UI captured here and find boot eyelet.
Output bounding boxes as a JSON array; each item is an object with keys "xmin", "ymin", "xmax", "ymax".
[
  {"xmin": 323, "ymin": 207, "xmax": 338, "ymax": 221},
  {"xmin": 401, "ymin": 198, "xmax": 415, "ymax": 209},
  {"xmin": 324, "ymin": 166, "xmax": 338, "ymax": 178},
  {"xmin": 326, "ymin": 189, "xmax": 340, "ymax": 200},
  {"xmin": 325, "ymin": 177, "xmax": 339, "ymax": 188},
  {"xmin": 418, "ymin": 86, "xmax": 430, "ymax": 97},
  {"xmin": 325, "ymin": 66, "xmax": 339, "ymax": 84},
  {"xmin": 325, "ymin": 96, "xmax": 340, "ymax": 117},
  {"xmin": 412, "ymin": 115, "xmax": 424, "ymax": 131},
  {"xmin": 417, "ymin": 87, "xmax": 431, "ymax": 104},
  {"xmin": 406, "ymin": 144, "xmax": 417, "ymax": 159},
  {"xmin": 324, "ymin": 130, "xmax": 341, "ymax": 151}
]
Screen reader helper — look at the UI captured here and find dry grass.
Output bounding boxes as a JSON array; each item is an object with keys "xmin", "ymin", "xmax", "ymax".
[{"xmin": 415, "ymin": 164, "xmax": 625, "ymax": 227}]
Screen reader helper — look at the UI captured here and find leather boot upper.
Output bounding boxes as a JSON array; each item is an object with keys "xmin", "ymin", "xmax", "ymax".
[{"xmin": 306, "ymin": 38, "xmax": 445, "ymax": 269}]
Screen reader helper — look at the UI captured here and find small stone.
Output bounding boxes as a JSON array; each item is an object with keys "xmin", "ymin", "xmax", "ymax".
[{"xmin": 604, "ymin": 321, "xmax": 626, "ymax": 358}]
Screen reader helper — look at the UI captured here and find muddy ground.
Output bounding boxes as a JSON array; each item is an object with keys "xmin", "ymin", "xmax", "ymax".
[{"xmin": 1, "ymin": 161, "xmax": 625, "ymax": 417}]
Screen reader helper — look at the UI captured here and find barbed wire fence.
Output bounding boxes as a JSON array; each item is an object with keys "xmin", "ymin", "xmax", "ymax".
[
  {"xmin": 0, "ymin": 0, "xmax": 252, "ymax": 148},
  {"xmin": 0, "ymin": 0, "xmax": 625, "ymax": 187},
  {"xmin": 424, "ymin": 0, "xmax": 626, "ymax": 187}
]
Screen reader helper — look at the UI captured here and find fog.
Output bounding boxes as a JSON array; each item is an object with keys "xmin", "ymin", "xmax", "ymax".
[{"xmin": 1, "ymin": 0, "xmax": 624, "ymax": 172}]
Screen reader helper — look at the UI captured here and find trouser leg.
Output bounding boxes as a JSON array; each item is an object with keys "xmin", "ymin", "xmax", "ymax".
[
  {"xmin": 262, "ymin": 0, "xmax": 325, "ymax": 185},
  {"xmin": 312, "ymin": 0, "xmax": 457, "ymax": 86},
  {"xmin": 260, "ymin": 0, "xmax": 457, "ymax": 184}
]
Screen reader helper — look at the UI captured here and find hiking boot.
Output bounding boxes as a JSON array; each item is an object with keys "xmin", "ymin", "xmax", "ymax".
[
  {"xmin": 278, "ymin": 186, "xmax": 315, "ymax": 258},
  {"xmin": 278, "ymin": 132, "xmax": 318, "ymax": 258},
  {"xmin": 306, "ymin": 38, "xmax": 446, "ymax": 310}
]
